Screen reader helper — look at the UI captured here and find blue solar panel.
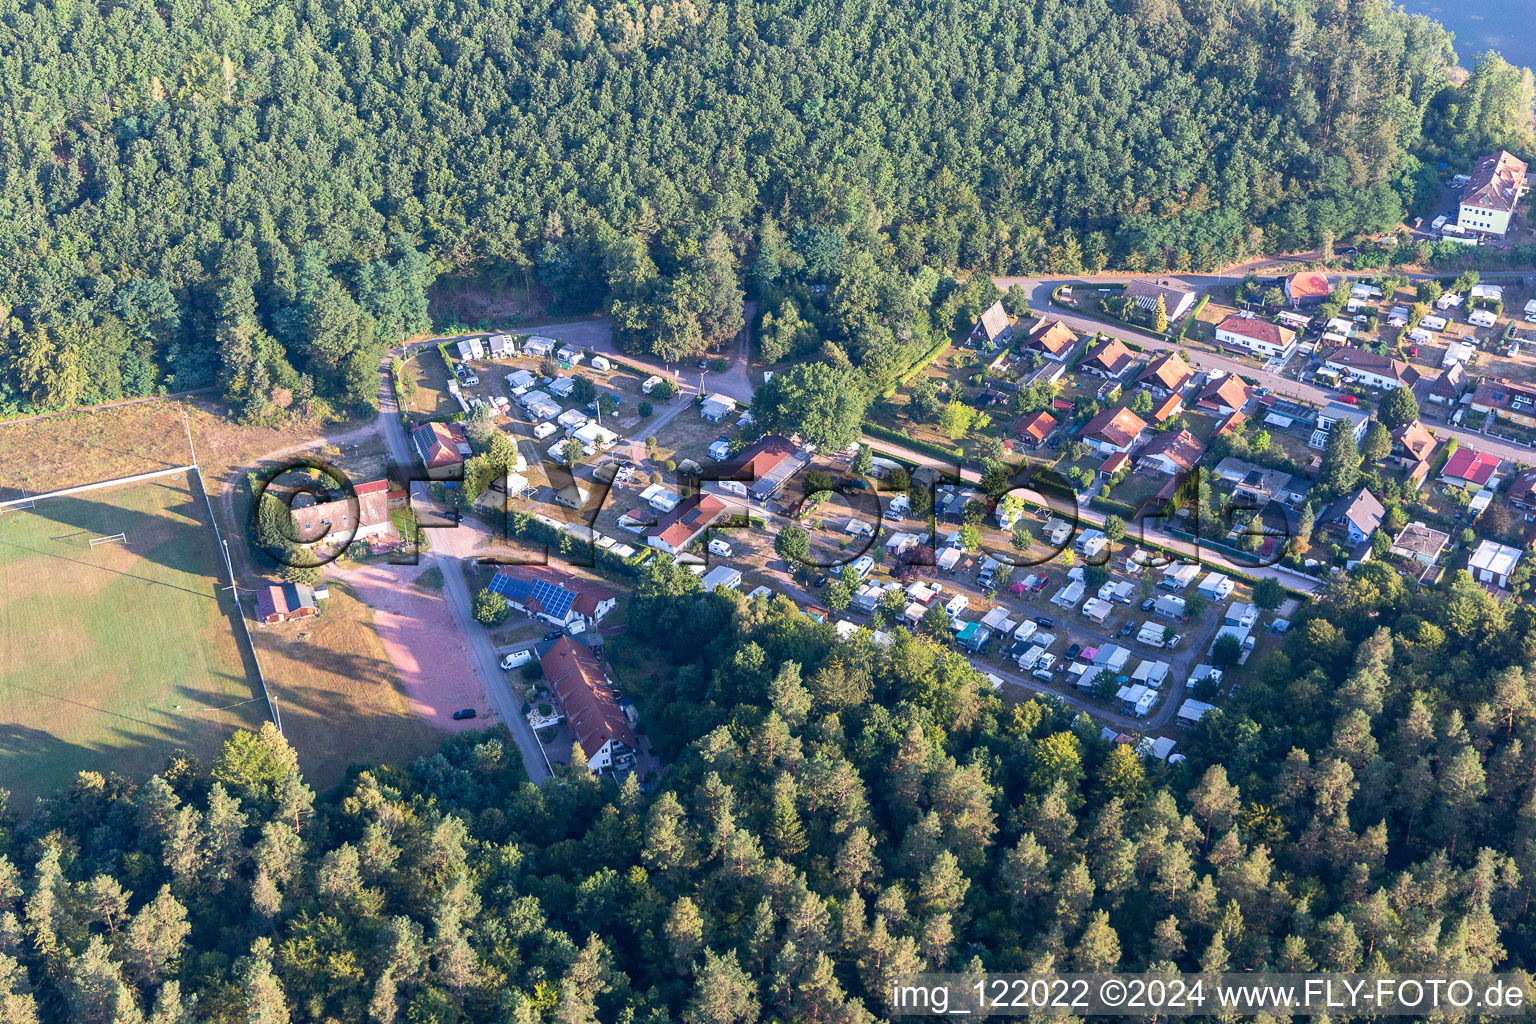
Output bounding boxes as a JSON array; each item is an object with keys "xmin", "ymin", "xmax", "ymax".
[{"xmin": 489, "ymin": 573, "xmax": 575, "ymax": 618}]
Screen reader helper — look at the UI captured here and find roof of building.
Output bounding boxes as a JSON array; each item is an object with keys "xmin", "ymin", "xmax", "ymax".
[
  {"xmin": 1137, "ymin": 352, "xmax": 1194, "ymax": 392},
  {"xmin": 1287, "ymin": 271, "xmax": 1332, "ymax": 299},
  {"xmin": 1149, "ymin": 392, "xmax": 1184, "ymax": 423},
  {"xmin": 289, "ymin": 479, "xmax": 393, "ymax": 541},
  {"xmin": 1214, "ymin": 410, "xmax": 1246, "ymax": 438},
  {"xmin": 1319, "ymin": 346, "xmax": 1421, "ymax": 387},
  {"xmin": 256, "ymin": 582, "xmax": 316, "ymax": 619},
  {"xmin": 1123, "ymin": 278, "xmax": 1194, "ymax": 310},
  {"xmin": 540, "ymin": 637, "xmax": 636, "ymax": 760},
  {"xmin": 1443, "ymin": 447, "xmax": 1502, "ymax": 486},
  {"xmin": 1326, "ymin": 488, "xmax": 1385, "ymax": 536},
  {"xmin": 1471, "ymin": 377, "xmax": 1536, "ymax": 416},
  {"xmin": 1463, "ymin": 151, "xmax": 1528, "ymax": 214},
  {"xmin": 646, "ymin": 493, "xmax": 728, "ymax": 550},
  {"xmin": 1014, "ymin": 410, "xmax": 1058, "ymax": 442},
  {"xmin": 1216, "ymin": 314, "xmax": 1298, "ymax": 348},
  {"xmin": 1137, "ymin": 428, "xmax": 1206, "ymax": 471},
  {"xmin": 412, "ymin": 421, "xmax": 470, "ymax": 468},
  {"xmin": 1196, "ymin": 374, "xmax": 1253, "ymax": 412},
  {"xmin": 720, "ymin": 434, "xmax": 800, "ymax": 484},
  {"xmin": 1470, "ymin": 538, "xmax": 1523, "ymax": 579},
  {"xmin": 1024, "ymin": 318, "xmax": 1079, "ymax": 356},
  {"xmin": 1431, "ymin": 361, "xmax": 1468, "ymax": 399},
  {"xmin": 975, "ymin": 300, "xmax": 1011, "ymax": 341},
  {"xmin": 1080, "ymin": 406, "xmax": 1148, "ymax": 449},
  {"xmin": 488, "ymin": 566, "xmax": 618, "ymax": 621},
  {"xmin": 1099, "ymin": 452, "xmax": 1130, "ymax": 475},
  {"xmin": 1391, "ymin": 421, "xmax": 1436, "ymax": 462},
  {"xmin": 1082, "ymin": 337, "xmax": 1136, "ymax": 375},
  {"xmin": 1391, "ymin": 521, "xmax": 1450, "ymax": 559}
]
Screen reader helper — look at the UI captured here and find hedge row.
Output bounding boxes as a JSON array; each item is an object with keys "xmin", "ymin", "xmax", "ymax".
[
  {"xmin": 896, "ymin": 335, "xmax": 954, "ymax": 389},
  {"xmin": 507, "ymin": 513, "xmax": 651, "ymax": 578},
  {"xmin": 862, "ymin": 421, "xmax": 963, "ymax": 461}
]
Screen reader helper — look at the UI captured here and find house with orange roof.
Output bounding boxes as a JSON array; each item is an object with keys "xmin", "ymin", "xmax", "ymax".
[
  {"xmin": 540, "ymin": 637, "xmax": 636, "ymax": 773},
  {"xmin": 1079, "ymin": 407, "xmax": 1148, "ymax": 455},
  {"xmin": 1195, "ymin": 374, "xmax": 1253, "ymax": 416},
  {"xmin": 1022, "ymin": 318, "xmax": 1080, "ymax": 362},
  {"xmin": 1080, "ymin": 337, "xmax": 1136, "ymax": 378},
  {"xmin": 1136, "ymin": 352, "xmax": 1194, "ymax": 397}
]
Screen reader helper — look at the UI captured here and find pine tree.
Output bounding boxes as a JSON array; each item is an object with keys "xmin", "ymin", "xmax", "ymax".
[
  {"xmin": 682, "ymin": 950, "xmax": 759, "ymax": 1024},
  {"xmin": 1152, "ymin": 294, "xmax": 1169, "ymax": 333},
  {"xmin": 65, "ymin": 937, "xmax": 142, "ymax": 1024},
  {"xmin": 767, "ymin": 797, "xmax": 808, "ymax": 858}
]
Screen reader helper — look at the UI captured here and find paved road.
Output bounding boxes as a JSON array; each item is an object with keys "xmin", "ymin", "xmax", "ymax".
[{"xmin": 995, "ymin": 274, "xmax": 1536, "ymax": 466}]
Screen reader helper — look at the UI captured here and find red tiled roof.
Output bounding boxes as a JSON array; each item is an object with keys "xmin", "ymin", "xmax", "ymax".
[
  {"xmin": 1025, "ymin": 318, "xmax": 1079, "ymax": 356},
  {"xmin": 1287, "ymin": 272, "xmax": 1332, "ymax": 299},
  {"xmin": 1137, "ymin": 429, "xmax": 1206, "ymax": 471},
  {"xmin": 412, "ymin": 421, "xmax": 469, "ymax": 469},
  {"xmin": 1136, "ymin": 352, "xmax": 1194, "ymax": 392},
  {"xmin": 1217, "ymin": 315, "xmax": 1297, "ymax": 348},
  {"xmin": 1320, "ymin": 347, "xmax": 1421, "ymax": 387},
  {"xmin": 1391, "ymin": 421, "xmax": 1436, "ymax": 462},
  {"xmin": 722, "ymin": 434, "xmax": 797, "ymax": 479},
  {"xmin": 646, "ymin": 493, "xmax": 727, "ymax": 551},
  {"xmin": 1080, "ymin": 406, "xmax": 1148, "ymax": 449},
  {"xmin": 1214, "ymin": 410, "xmax": 1246, "ymax": 438},
  {"xmin": 1443, "ymin": 447, "xmax": 1502, "ymax": 487},
  {"xmin": 1196, "ymin": 374, "xmax": 1253, "ymax": 412},
  {"xmin": 1013, "ymin": 410, "xmax": 1058, "ymax": 442},
  {"xmin": 1150, "ymin": 393, "xmax": 1183, "ymax": 423},
  {"xmin": 1099, "ymin": 453, "xmax": 1129, "ymax": 475},
  {"xmin": 290, "ymin": 479, "xmax": 392, "ymax": 540},
  {"xmin": 1083, "ymin": 338, "xmax": 1135, "ymax": 375},
  {"xmin": 540, "ymin": 637, "xmax": 635, "ymax": 760}
]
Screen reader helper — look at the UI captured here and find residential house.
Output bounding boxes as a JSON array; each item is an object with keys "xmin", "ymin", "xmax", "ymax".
[
  {"xmin": 970, "ymin": 300, "xmax": 1013, "ymax": 347},
  {"xmin": 1214, "ymin": 458, "xmax": 1308, "ymax": 508},
  {"xmin": 1149, "ymin": 392, "xmax": 1183, "ymax": 423},
  {"xmin": 1309, "ymin": 401, "xmax": 1369, "ymax": 449},
  {"xmin": 1469, "ymin": 539, "xmax": 1523, "ymax": 589},
  {"xmin": 645, "ymin": 493, "xmax": 729, "ymax": 555},
  {"xmin": 1213, "ymin": 410, "xmax": 1246, "ymax": 439},
  {"xmin": 411, "ymin": 421, "xmax": 471, "ymax": 479},
  {"xmin": 1441, "ymin": 447, "xmax": 1503, "ymax": 490},
  {"xmin": 1458, "ymin": 151, "xmax": 1528, "ymax": 236},
  {"xmin": 488, "ymin": 567, "xmax": 619, "ymax": 630},
  {"xmin": 1098, "ymin": 452, "xmax": 1129, "ymax": 481},
  {"xmin": 1012, "ymin": 410, "xmax": 1058, "ymax": 448},
  {"xmin": 1123, "ymin": 279, "xmax": 1197, "ymax": 321},
  {"xmin": 289, "ymin": 479, "xmax": 395, "ymax": 545},
  {"xmin": 1080, "ymin": 338, "xmax": 1136, "ymax": 378},
  {"xmin": 1215, "ymin": 314, "xmax": 1298, "ymax": 360},
  {"xmin": 1509, "ymin": 468, "xmax": 1536, "ymax": 512},
  {"xmin": 540, "ymin": 637, "xmax": 636, "ymax": 773},
  {"xmin": 1429, "ymin": 362, "xmax": 1469, "ymax": 406},
  {"xmin": 1390, "ymin": 522, "xmax": 1450, "ymax": 567},
  {"xmin": 1135, "ymin": 429, "xmax": 1206, "ymax": 476},
  {"xmin": 1390, "ymin": 421, "xmax": 1436, "ymax": 466},
  {"xmin": 1470, "ymin": 378, "xmax": 1536, "ymax": 428},
  {"xmin": 1195, "ymin": 373, "xmax": 1253, "ymax": 416},
  {"xmin": 1022, "ymin": 318, "xmax": 1080, "ymax": 361},
  {"xmin": 1322, "ymin": 488, "xmax": 1385, "ymax": 545},
  {"xmin": 1079, "ymin": 407, "xmax": 1148, "ymax": 455},
  {"xmin": 1284, "ymin": 271, "xmax": 1332, "ymax": 309},
  {"xmin": 1320, "ymin": 347, "xmax": 1421, "ymax": 391},
  {"xmin": 255, "ymin": 583, "xmax": 318, "ymax": 624},
  {"xmin": 700, "ymin": 394, "xmax": 736, "ymax": 422},
  {"xmin": 719, "ymin": 434, "xmax": 808, "ymax": 500},
  {"xmin": 1136, "ymin": 352, "xmax": 1195, "ymax": 397}
]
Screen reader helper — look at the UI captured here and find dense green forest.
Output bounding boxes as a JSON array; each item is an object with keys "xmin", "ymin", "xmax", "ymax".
[
  {"xmin": 4, "ymin": 559, "xmax": 1536, "ymax": 1022},
  {"xmin": 1, "ymin": 0, "xmax": 1533, "ymax": 415}
]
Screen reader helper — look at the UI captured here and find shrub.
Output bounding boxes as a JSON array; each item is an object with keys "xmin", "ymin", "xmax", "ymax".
[{"xmin": 639, "ymin": 399, "xmax": 654, "ymax": 417}]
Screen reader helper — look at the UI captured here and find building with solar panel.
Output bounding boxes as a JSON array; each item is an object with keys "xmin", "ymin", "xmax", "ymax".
[{"xmin": 487, "ymin": 567, "xmax": 619, "ymax": 631}]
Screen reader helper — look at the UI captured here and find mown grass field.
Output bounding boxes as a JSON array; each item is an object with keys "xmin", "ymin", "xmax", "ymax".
[{"xmin": 0, "ymin": 477, "xmax": 265, "ymax": 806}]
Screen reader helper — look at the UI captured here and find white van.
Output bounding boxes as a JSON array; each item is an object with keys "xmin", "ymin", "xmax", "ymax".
[{"xmin": 499, "ymin": 650, "xmax": 532, "ymax": 670}]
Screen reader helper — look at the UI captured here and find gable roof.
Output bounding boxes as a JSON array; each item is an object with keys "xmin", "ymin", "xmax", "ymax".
[
  {"xmin": 1099, "ymin": 452, "xmax": 1130, "ymax": 476},
  {"xmin": 1217, "ymin": 314, "xmax": 1298, "ymax": 348},
  {"xmin": 412, "ymin": 421, "xmax": 470, "ymax": 468},
  {"xmin": 1123, "ymin": 279, "xmax": 1194, "ymax": 312},
  {"xmin": 721, "ymin": 434, "xmax": 798, "ymax": 480},
  {"xmin": 256, "ymin": 583, "xmax": 316, "ymax": 619},
  {"xmin": 1013, "ymin": 410, "xmax": 1058, "ymax": 442},
  {"xmin": 1137, "ymin": 429, "xmax": 1206, "ymax": 470},
  {"xmin": 1326, "ymin": 488, "xmax": 1385, "ymax": 536},
  {"xmin": 1463, "ymin": 151, "xmax": 1528, "ymax": 214},
  {"xmin": 646, "ymin": 493, "xmax": 728, "ymax": 550},
  {"xmin": 1136, "ymin": 352, "xmax": 1194, "ymax": 392},
  {"xmin": 289, "ymin": 479, "xmax": 393, "ymax": 540},
  {"xmin": 1149, "ymin": 392, "xmax": 1183, "ymax": 423},
  {"xmin": 1214, "ymin": 410, "xmax": 1246, "ymax": 438},
  {"xmin": 1391, "ymin": 421, "xmax": 1436, "ymax": 462},
  {"xmin": 1430, "ymin": 361, "xmax": 1468, "ymax": 399},
  {"xmin": 1196, "ymin": 374, "xmax": 1253, "ymax": 412},
  {"xmin": 1080, "ymin": 406, "xmax": 1148, "ymax": 449},
  {"xmin": 1320, "ymin": 347, "xmax": 1421, "ymax": 387},
  {"xmin": 974, "ymin": 300, "xmax": 1011, "ymax": 342},
  {"xmin": 488, "ymin": 566, "xmax": 618, "ymax": 621},
  {"xmin": 1443, "ymin": 447, "xmax": 1502, "ymax": 486},
  {"xmin": 1082, "ymin": 337, "xmax": 1136, "ymax": 375},
  {"xmin": 540, "ymin": 637, "xmax": 636, "ymax": 759},
  {"xmin": 1024, "ymin": 318, "xmax": 1079, "ymax": 356}
]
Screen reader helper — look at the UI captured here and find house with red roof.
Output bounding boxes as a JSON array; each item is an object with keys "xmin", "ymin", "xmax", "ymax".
[
  {"xmin": 645, "ymin": 493, "xmax": 729, "ymax": 555},
  {"xmin": 1022, "ymin": 318, "xmax": 1080, "ymax": 361},
  {"xmin": 1079, "ymin": 407, "xmax": 1148, "ymax": 455},
  {"xmin": 1441, "ymin": 447, "xmax": 1503, "ymax": 490},
  {"xmin": 719, "ymin": 434, "xmax": 808, "ymax": 500},
  {"xmin": 255, "ymin": 583, "xmax": 318, "ymax": 624},
  {"xmin": 1458, "ymin": 151, "xmax": 1527, "ymax": 237},
  {"xmin": 540, "ymin": 637, "xmax": 636, "ymax": 773},
  {"xmin": 1149, "ymin": 392, "xmax": 1183, "ymax": 424},
  {"xmin": 1215, "ymin": 315, "xmax": 1298, "ymax": 361},
  {"xmin": 1195, "ymin": 374, "xmax": 1253, "ymax": 416},
  {"xmin": 1135, "ymin": 430, "xmax": 1206, "ymax": 476},
  {"xmin": 1136, "ymin": 352, "xmax": 1194, "ymax": 397},
  {"xmin": 1012, "ymin": 410, "xmax": 1058, "ymax": 448},
  {"xmin": 412, "ymin": 421, "xmax": 471, "ymax": 479},
  {"xmin": 1284, "ymin": 272, "xmax": 1332, "ymax": 309},
  {"xmin": 288, "ymin": 478, "xmax": 395, "ymax": 545}
]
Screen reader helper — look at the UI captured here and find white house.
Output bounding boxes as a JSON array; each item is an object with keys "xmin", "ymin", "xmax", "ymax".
[
  {"xmin": 1469, "ymin": 539, "xmax": 1522, "ymax": 589},
  {"xmin": 548, "ymin": 376, "xmax": 576, "ymax": 399},
  {"xmin": 1160, "ymin": 563, "xmax": 1199, "ymax": 590},
  {"xmin": 1309, "ymin": 401, "xmax": 1369, "ymax": 450},
  {"xmin": 1197, "ymin": 572, "xmax": 1234, "ymax": 601},
  {"xmin": 1458, "ymin": 151, "xmax": 1527, "ymax": 236},
  {"xmin": 571, "ymin": 422, "xmax": 618, "ymax": 449},
  {"xmin": 488, "ymin": 567, "xmax": 619, "ymax": 630},
  {"xmin": 488, "ymin": 334, "xmax": 517, "ymax": 357},
  {"xmin": 557, "ymin": 408, "xmax": 589, "ymax": 433},
  {"xmin": 639, "ymin": 483, "xmax": 681, "ymax": 513},
  {"xmin": 1215, "ymin": 313, "xmax": 1298, "ymax": 360}
]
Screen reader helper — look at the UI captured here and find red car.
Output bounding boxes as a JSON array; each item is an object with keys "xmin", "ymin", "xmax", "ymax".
[{"xmin": 1339, "ymin": 394, "xmax": 1358, "ymax": 404}]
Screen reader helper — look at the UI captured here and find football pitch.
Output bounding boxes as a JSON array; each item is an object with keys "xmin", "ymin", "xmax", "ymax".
[{"xmin": 0, "ymin": 476, "xmax": 266, "ymax": 806}]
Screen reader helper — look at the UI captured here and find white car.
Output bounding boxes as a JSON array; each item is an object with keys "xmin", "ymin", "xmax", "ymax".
[{"xmin": 499, "ymin": 650, "xmax": 532, "ymax": 670}]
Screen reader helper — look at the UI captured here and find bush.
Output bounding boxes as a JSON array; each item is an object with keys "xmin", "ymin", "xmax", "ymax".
[
  {"xmin": 521, "ymin": 662, "xmax": 543, "ymax": 681},
  {"xmin": 638, "ymin": 399, "xmax": 654, "ymax": 417},
  {"xmin": 472, "ymin": 587, "xmax": 510, "ymax": 626}
]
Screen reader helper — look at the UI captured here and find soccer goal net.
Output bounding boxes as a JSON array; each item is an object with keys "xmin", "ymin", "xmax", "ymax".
[{"xmin": 88, "ymin": 533, "xmax": 128, "ymax": 549}]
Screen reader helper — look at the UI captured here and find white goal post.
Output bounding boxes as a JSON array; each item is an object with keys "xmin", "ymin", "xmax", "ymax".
[
  {"xmin": 0, "ymin": 499, "xmax": 35, "ymax": 516},
  {"xmin": 88, "ymin": 533, "xmax": 127, "ymax": 549}
]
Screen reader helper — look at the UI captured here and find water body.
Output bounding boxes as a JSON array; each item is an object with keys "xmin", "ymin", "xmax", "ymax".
[{"xmin": 1399, "ymin": 0, "xmax": 1536, "ymax": 72}]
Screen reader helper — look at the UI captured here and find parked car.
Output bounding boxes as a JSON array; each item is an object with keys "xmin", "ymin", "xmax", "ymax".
[
  {"xmin": 1339, "ymin": 394, "xmax": 1358, "ymax": 404},
  {"xmin": 1065, "ymin": 643, "xmax": 1081, "ymax": 660},
  {"xmin": 1167, "ymin": 634, "xmax": 1183, "ymax": 649},
  {"xmin": 1119, "ymin": 620, "xmax": 1136, "ymax": 637},
  {"xmin": 1035, "ymin": 616, "xmax": 1054, "ymax": 628},
  {"xmin": 1141, "ymin": 597, "xmax": 1156, "ymax": 611},
  {"xmin": 452, "ymin": 709, "xmax": 478, "ymax": 720},
  {"xmin": 544, "ymin": 630, "xmax": 564, "ymax": 641}
]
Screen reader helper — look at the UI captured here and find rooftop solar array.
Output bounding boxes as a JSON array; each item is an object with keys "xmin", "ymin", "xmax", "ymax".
[{"xmin": 489, "ymin": 573, "xmax": 576, "ymax": 619}]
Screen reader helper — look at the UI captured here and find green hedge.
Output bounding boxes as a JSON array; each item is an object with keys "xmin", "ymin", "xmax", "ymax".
[
  {"xmin": 896, "ymin": 335, "xmax": 953, "ymax": 389},
  {"xmin": 863, "ymin": 421, "xmax": 962, "ymax": 461},
  {"xmin": 436, "ymin": 341, "xmax": 457, "ymax": 375},
  {"xmin": 506, "ymin": 513, "xmax": 648, "ymax": 578},
  {"xmin": 1176, "ymin": 296, "xmax": 1211, "ymax": 341}
]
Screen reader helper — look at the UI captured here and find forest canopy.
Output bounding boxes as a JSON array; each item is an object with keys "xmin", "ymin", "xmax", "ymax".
[{"xmin": 0, "ymin": 0, "xmax": 1531, "ymax": 414}]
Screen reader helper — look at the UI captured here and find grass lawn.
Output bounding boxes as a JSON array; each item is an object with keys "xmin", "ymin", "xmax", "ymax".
[
  {"xmin": 404, "ymin": 357, "xmax": 461, "ymax": 424},
  {"xmin": 248, "ymin": 582, "xmax": 447, "ymax": 792},
  {"xmin": 0, "ymin": 478, "xmax": 265, "ymax": 806}
]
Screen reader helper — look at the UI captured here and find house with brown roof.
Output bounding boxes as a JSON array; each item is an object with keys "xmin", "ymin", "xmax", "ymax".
[
  {"xmin": 488, "ymin": 566, "xmax": 619, "ymax": 630},
  {"xmin": 412, "ymin": 421, "xmax": 471, "ymax": 479},
  {"xmin": 1470, "ymin": 377, "xmax": 1536, "ymax": 428},
  {"xmin": 1320, "ymin": 347, "xmax": 1421, "ymax": 392},
  {"xmin": 645, "ymin": 493, "xmax": 729, "ymax": 555},
  {"xmin": 1195, "ymin": 374, "xmax": 1253, "ymax": 416},
  {"xmin": 1149, "ymin": 392, "xmax": 1183, "ymax": 424},
  {"xmin": 1022, "ymin": 318, "xmax": 1080, "ymax": 362},
  {"xmin": 540, "ymin": 637, "xmax": 636, "ymax": 773},
  {"xmin": 289, "ymin": 479, "xmax": 395, "ymax": 546},
  {"xmin": 1080, "ymin": 338, "xmax": 1136, "ymax": 378},
  {"xmin": 1214, "ymin": 314, "xmax": 1298, "ymax": 361},
  {"xmin": 1284, "ymin": 272, "xmax": 1332, "ymax": 309},
  {"xmin": 1428, "ymin": 362, "xmax": 1469, "ymax": 406},
  {"xmin": 1135, "ymin": 429, "xmax": 1206, "ymax": 476},
  {"xmin": 1098, "ymin": 452, "xmax": 1130, "ymax": 480},
  {"xmin": 1510, "ymin": 468, "xmax": 1536, "ymax": 512},
  {"xmin": 255, "ymin": 583, "xmax": 318, "ymax": 624},
  {"xmin": 1136, "ymin": 352, "xmax": 1194, "ymax": 397},
  {"xmin": 1123, "ymin": 279, "xmax": 1197, "ymax": 322},
  {"xmin": 1079, "ymin": 407, "xmax": 1148, "ymax": 455},
  {"xmin": 1012, "ymin": 410, "xmax": 1058, "ymax": 448},
  {"xmin": 1390, "ymin": 421, "xmax": 1436, "ymax": 465},
  {"xmin": 970, "ymin": 300, "xmax": 1013, "ymax": 347},
  {"xmin": 1458, "ymin": 151, "xmax": 1527, "ymax": 237}
]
